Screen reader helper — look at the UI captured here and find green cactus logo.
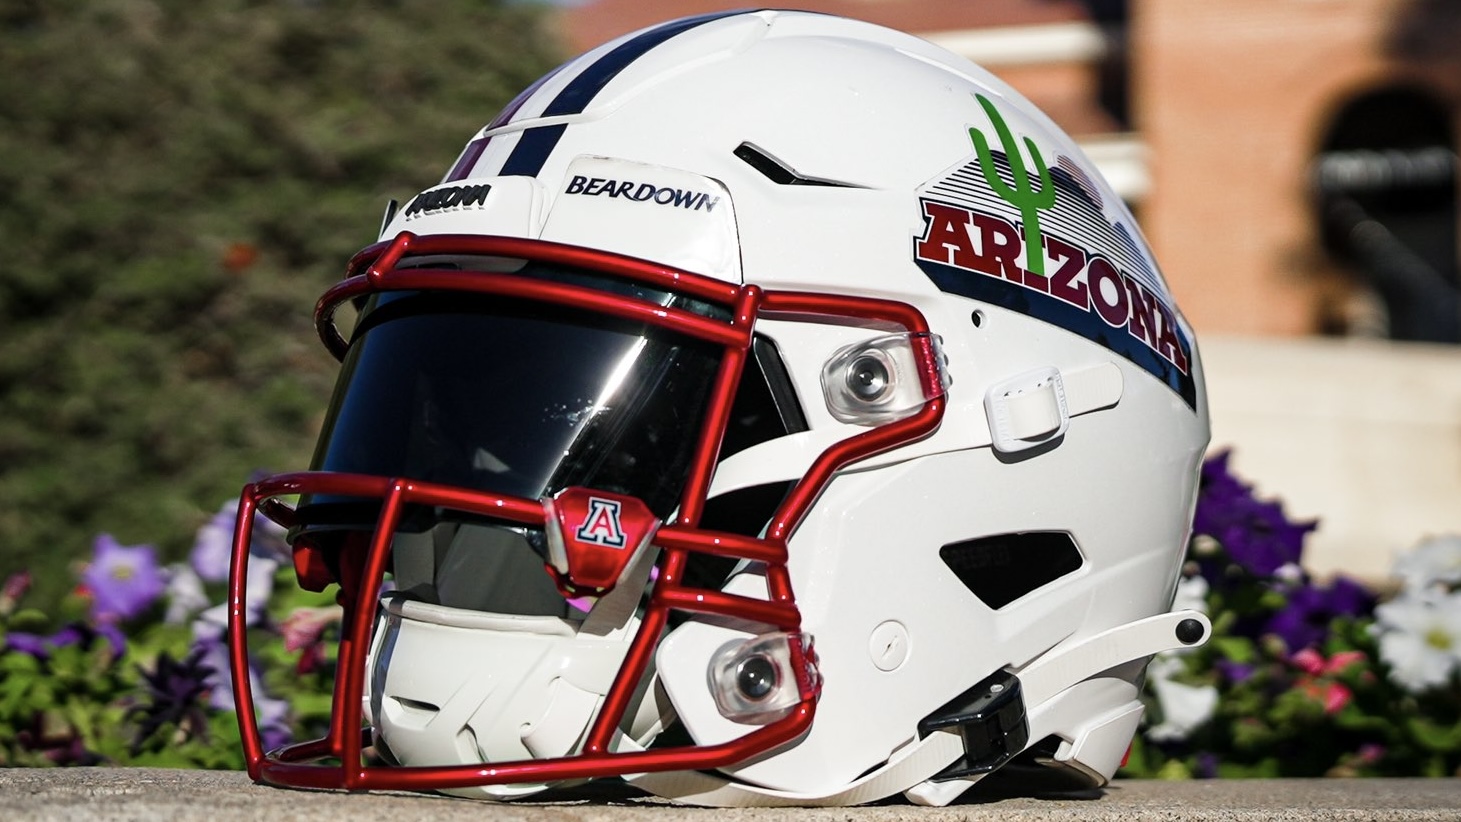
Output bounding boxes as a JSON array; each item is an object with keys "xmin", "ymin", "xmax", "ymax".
[{"xmin": 969, "ymin": 93, "xmax": 1056, "ymax": 277}]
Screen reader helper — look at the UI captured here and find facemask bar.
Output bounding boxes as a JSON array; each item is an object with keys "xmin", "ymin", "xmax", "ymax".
[{"xmin": 227, "ymin": 231, "xmax": 947, "ymax": 794}]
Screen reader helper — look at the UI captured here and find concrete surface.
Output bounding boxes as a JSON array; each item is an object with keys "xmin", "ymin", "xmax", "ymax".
[{"xmin": 2, "ymin": 769, "xmax": 1461, "ymax": 821}]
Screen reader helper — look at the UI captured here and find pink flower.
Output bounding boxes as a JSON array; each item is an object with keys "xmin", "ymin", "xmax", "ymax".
[
  {"xmin": 1321, "ymin": 681, "xmax": 1353, "ymax": 714},
  {"xmin": 280, "ymin": 606, "xmax": 342, "ymax": 653},
  {"xmin": 1291, "ymin": 649, "xmax": 1362, "ymax": 714},
  {"xmin": 280, "ymin": 606, "xmax": 341, "ymax": 675},
  {"xmin": 1290, "ymin": 647, "xmax": 1366, "ymax": 676},
  {"xmin": 0, "ymin": 572, "xmax": 31, "ymax": 616},
  {"xmin": 1298, "ymin": 679, "xmax": 1352, "ymax": 714},
  {"xmin": 1325, "ymin": 650, "xmax": 1367, "ymax": 674},
  {"xmin": 1356, "ymin": 743, "xmax": 1386, "ymax": 765},
  {"xmin": 1291, "ymin": 647, "xmax": 1325, "ymax": 675}
]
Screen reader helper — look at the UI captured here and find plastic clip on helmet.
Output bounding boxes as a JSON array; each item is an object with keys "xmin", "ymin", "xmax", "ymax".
[{"xmin": 227, "ymin": 9, "xmax": 1211, "ymax": 807}]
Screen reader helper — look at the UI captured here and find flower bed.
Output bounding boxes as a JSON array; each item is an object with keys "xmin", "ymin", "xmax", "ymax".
[
  {"xmin": 2, "ymin": 453, "xmax": 1458, "ymax": 777},
  {"xmin": 1125, "ymin": 452, "xmax": 1461, "ymax": 778},
  {"xmin": 0, "ymin": 503, "xmax": 337, "ymax": 768}
]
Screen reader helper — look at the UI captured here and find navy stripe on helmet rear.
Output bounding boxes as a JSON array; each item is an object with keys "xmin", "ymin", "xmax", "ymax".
[
  {"xmin": 498, "ymin": 11, "xmax": 747, "ymax": 177},
  {"xmin": 500, "ymin": 124, "xmax": 567, "ymax": 178}
]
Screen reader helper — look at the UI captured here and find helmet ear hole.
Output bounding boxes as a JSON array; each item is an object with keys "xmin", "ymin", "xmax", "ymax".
[
  {"xmin": 699, "ymin": 482, "xmax": 794, "ymax": 537},
  {"xmin": 680, "ymin": 481, "xmax": 796, "ymax": 595},
  {"xmin": 939, "ymin": 532, "xmax": 1084, "ymax": 610},
  {"xmin": 719, "ymin": 335, "xmax": 807, "ymax": 460}
]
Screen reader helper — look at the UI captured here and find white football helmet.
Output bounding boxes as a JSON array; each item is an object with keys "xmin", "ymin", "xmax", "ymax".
[{"xmin": 227, "ymin": 9, "xmax": 1210, "ymax": 806}]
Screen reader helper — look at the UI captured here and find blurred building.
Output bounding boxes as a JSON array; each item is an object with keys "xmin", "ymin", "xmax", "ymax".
[
  {"xmin": 1137, "ymin": 0, "xmax": 1460, "ymax": 342},
  {"xmin": 554, "ymin": 0, "xmax": 1460, "ymax": 342},
  {"xmin": 549, "ymin": 1, "xmax": 1461, "ymax": 579}
]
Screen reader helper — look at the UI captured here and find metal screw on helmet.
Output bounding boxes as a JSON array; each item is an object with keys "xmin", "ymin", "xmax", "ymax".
[
  {"xmin": 736, "ymin": 654, "xmax": 780, "ymax": 701},
  {"xmin": 1176, "ymin": 618, "xmax": 1206, "ymax": 645},
  {"xmin": 847, "ymin": 353, "xmax": 893, "ymax": 403}
]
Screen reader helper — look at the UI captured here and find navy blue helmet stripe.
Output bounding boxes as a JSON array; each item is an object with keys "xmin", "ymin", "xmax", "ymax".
[
  {"xmin": 500, "ymin": 124, "xmax": 567, "ymax": 177},
  {"xmin": 498, "ymin": 11, "xmax": 746, "ymax": 177}
]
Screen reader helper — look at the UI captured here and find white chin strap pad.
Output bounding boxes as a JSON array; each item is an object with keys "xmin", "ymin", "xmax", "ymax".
[{"xmin": 364, "ymin": 596, "xmax": 635, "ymax": 800}]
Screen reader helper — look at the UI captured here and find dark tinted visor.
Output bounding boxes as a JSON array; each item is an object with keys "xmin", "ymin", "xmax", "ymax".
[{"xmin": 305, "ymin": 263, "xmax": 728, "ymax": 527}]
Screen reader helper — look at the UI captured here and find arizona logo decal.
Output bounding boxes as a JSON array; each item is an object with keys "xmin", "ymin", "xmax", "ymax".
[
  {"xmin": 913, "ymin": 94, "xmax": 1197, "ymax": 409},
  {"xmin": 575, "ymin": 497, "xmax": 628, "ymax": 549}
]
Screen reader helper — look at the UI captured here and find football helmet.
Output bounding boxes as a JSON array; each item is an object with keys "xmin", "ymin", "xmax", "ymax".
[{"xmin": 228, "ymin": 9, "xmax": 1211, "ymax": 806}]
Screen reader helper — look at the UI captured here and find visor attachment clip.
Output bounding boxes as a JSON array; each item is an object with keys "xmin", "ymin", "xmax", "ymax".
[{"xmin": 985, "ymin": 366, "xmax": 1068, "ymax": 454}]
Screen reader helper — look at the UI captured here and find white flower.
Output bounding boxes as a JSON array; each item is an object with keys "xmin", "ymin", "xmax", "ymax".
[
  {"xmin": 1144, "ymin": 654, "xmax": 1219, "ymax": 743},
  {"xmin": 1373, "ymin": 588, "xmax": 1461, "ymax": 692},
  {"xmin": 1392, "ymin": 534, "xmax": 1461, "ymax": 593},
  {"xmin": 1172, "ymin": 574, "xmax": 1209, "ymax": 615},
  {"xmin": 163, "ymin": 563, "xmax": 209, "ymax": 625},
  {"xmin": 189, "ymin": 552, "xmax": 278, "ymax": 641},
  {"xmin": 1273, "ymin": 562, "xmax": 1305, "ymax": 585}
]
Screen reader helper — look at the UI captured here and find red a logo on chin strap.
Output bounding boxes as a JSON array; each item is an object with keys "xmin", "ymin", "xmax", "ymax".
[{"xmin": 543, "ymin": 487, "xmax": 660, "ymax": 595}]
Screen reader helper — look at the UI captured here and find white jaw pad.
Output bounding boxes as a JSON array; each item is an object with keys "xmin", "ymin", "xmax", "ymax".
[{"xmin": 364, "ymin": 548, "xmax": 667, "ymax": 800}]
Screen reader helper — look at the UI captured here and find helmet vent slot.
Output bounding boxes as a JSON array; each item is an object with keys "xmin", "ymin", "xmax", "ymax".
[
  {"xmin": 733, "ymin": 142, "xmax": 863, "ymax": 188},
  {"xmin": 938, "ymin": 532, "xmax": 1083, "ymax": 610}
]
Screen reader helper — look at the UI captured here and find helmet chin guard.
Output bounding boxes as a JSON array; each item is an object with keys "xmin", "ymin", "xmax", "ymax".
[{"xmin": 228, "ymin": 8, "xmax": 1210, "ymax": 806}]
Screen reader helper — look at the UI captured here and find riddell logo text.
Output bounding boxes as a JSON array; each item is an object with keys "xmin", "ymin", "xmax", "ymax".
[
  {"xmin": 915, "ymin": 199, "xmax": 1189, "ymax": 374},
  {"xmin": 565, "ymin": 175, "xmax": 721, "ymax": 212}
]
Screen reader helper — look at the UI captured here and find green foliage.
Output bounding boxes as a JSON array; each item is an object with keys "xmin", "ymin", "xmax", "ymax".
[
  {"xmin": 0, "ymin": 0, "xmax": 564, "ymax": 601},
  {"xmin": 1122, "ymin": 453, "xmax": 1461, "ymax": 779}
]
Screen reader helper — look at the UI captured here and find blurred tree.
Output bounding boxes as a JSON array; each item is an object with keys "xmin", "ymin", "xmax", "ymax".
[{"xmin": 0, "ymin": 0, "xmax": 562, "ymax": 600}]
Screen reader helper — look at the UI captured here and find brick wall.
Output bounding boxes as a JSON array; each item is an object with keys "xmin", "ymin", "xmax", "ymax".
[{"xmin": 1132, "ymin": 0, "xmax": 1461, "ymax": 337}]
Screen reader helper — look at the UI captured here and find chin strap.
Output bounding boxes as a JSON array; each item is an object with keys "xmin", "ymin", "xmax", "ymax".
[
  {"xmin": 905, "ymin": 607, "xmax": 1212, "ymax": 806},
  {"xmin": 1015, "ymin": 608, "xmax": 1210, "ymax": 707},
  {"xmin": 631, "ymin": 608, "xmax": 1210, "ymax": 808},
  {"xmin": 626, "ymin": 731, "xmax": 967, "ymax": 807}
]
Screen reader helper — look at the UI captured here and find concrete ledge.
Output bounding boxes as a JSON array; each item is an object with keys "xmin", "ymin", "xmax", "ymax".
[{"xmin": 2, "ymin": 768, "xmax": 1460, "ymax": 821}]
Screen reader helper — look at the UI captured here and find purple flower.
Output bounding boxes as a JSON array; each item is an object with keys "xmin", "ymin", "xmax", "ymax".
[
  {"xmin": 58, "ymin": 622, "xmax": 128, "ymax": 659},
  {"xmin": 128, "ymin": 646, "xmax": 216, "ymax": 754},
  {"xmin": 14, "ymin": 714, "xmax": 104, "ymax": 766},
  {"xmin": 81, "ymin": 534, "xmax": 167, "ymax": 622},
  {"xmin": 3, "ymin": 622, "xmax": 126, "ymax": 661},
  {"xmin": 189, "ymin": 505, "xmax": 235, "ymax": 583},
  {"xmin": 1208, "ymin": 497, "xmax": 1314, "ymax": 578},
  {"xmin": 4, "ymin": 632, "xmax": 51, "ymax": 657},
  {"xmin": 193, "ymin": 635, "xmax": 292, "ymax": 751},
  {"xmin": 1215, "ymin": 658, "xmax": 1256, "ymax": 684},
  {"xmin": 1192, "ymin": 450, "xmax": 1251, "ymax": 534},
  {"xmin": 1192, "ymin": 452, "xmax": 1316, "ymax": 579},
  {"xmin": 190, "ymin": 560, "xmax": 278, "ymax": 640},
  {"xmin": 191, "ymin": 499, "xmax": 290, "ymax": 585},
  {"xmin": 1264, "ymin": 576, "xmax": 1374, "ymax": 653}
]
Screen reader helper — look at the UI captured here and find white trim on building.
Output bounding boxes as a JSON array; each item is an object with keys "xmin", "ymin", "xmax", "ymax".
[{"xmin": 921, "ymin": 21, "xmax": 1108, "ymax": 67}]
